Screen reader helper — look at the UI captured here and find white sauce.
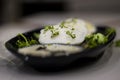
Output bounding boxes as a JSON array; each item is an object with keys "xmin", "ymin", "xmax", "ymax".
[
  {"xmin": 39, "ymin": 18, "xmax": 88, "ymax": 44},
  {"xmin": 45, "ymin": 44, "xmax": 81, "ymax": 53},
  {"xmin": 18, "ymin": 44, "xmax": 82, "ymax": 57},
  {"xmin": 18, "ymin": 45, "xmax": 51, "ymax": 57}
]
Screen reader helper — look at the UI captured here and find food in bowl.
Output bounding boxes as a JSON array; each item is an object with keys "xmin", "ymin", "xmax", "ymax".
[
  {"xmin": 12, "ymin": 18, "xmax": 115, "ymax": 57},
  {"xmin": 39, "ymin": 18, "xmax": 96, "ymax": 44},
  {"xmin": 5, "ymin": 18, "xmax": 116, "ymax": 69}
]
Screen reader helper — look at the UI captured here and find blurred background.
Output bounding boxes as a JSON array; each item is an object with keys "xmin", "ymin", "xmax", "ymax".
[{"xmin": 0, "ymin": 0, "xmax": 120, "ymax": 25}]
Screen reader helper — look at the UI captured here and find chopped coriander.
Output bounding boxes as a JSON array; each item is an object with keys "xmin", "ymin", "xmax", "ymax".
[
  {"xmin": 16, "ymin": 33, "xmax": 38, "ymax": 48},
  {"xmin": 60, "ymin": 21, "xmax": 67, "ymax": 28},
  {"xmin": 44, "ymin": 25, "xmax": 54, "ymax": 33},
  {"xmin": 71, "ymin": 28, "xmax": 75, "ymax": 30},
  {"xmin": 105, "ymin": 28, "xmax": 115, "ymax": 38},
  {"xmin": 17, "ymin": 33, "xmax": 29, "ymax": 46},
  {"xmin": 28, "ymin": 37, "xmax": 38, "ymax": 45},
  {"xmin": 43, "ymin": 25, "xmax": 60, "ymax": 38},
  {"xmin": 105, "ymin": 27, "xmax": 120, "ymax": 47},
  {"xmin": 51, "ymin": 31, "xmax": 59, "ymax": 38},
  {"xmin": 16, "ymin": 40, "xmax": 28, "ymax": 48},
  {"xmin": 85, "ymin": 33, "xmax": 108, "ymax": 48},
  {"xmin": 95, "ymin": 33, "xmax": 108, "ymax": 44},
  {"xmin": 85, "ymin": 27, "xmax": 116, "ymax": 48},
  {"xmin": 66, "ymin": 31, "xmax": 76, "ymax": 39},
  {"xmin": 59, "ymin": 18, "xmax": 77, "ymax": 28}
]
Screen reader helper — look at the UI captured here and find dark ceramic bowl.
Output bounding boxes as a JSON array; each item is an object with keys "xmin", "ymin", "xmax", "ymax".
[{"xmin": 5, "ymin": 26, "xmax": 116, "ymax": 71}]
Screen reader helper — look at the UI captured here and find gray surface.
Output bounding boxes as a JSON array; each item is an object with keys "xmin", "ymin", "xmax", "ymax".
[{"xmin": 0, "ymin": 13, "xmax": 120, "ymax": 80}]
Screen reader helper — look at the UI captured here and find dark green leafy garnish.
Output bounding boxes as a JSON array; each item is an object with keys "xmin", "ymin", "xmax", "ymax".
[
  {"xmin": 71, "ymin": 28, "xmax": 75, "ymax": 30},
  {"xmin": 105, "ymin": 27, "xmax": 120, "ymax": 47},
  {"xmin": 51, "ymin": 31, "xmax": 59, "ymax": 38},
  {"xmin": 85, "ymin": 33, "xmax": 108, "ymax": 48},
  {"xmin": 66, "ymin": 31, "xmax": 76, "ymax": 39},
  {"xmin": 44, "ymin": 25, "xmax": 54, "ymax": 33},
  {"xmin": 16, "ymin": 33, "xmax": 38, "ymax": 48},
  {"xmin": 60, "ymin": 21, "xmax": 67, "ymax": 28},
  {"xmin": 85, "ymin": 27, "xmax": 116, "ymax": 48},
  {"xmin": 43, "ymin": 25, "xmax": 59, "ymax": 38},
  {"xmin": 105, "ymin": 27, "xmax": 115, "ymax": 38},
  {"xmin": 60, "ymin": 18, "xmax": 77, "ymax": 28}
]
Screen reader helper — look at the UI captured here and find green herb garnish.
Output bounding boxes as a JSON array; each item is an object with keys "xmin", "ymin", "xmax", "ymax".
[
  {"xmin": 66, "ymin": 31, "xmax": 76, "ymax": 39},
  {"xmin": 85, "ymin": 33, "xmax": 108, "ymax": 48},
  {"xmin": 71, "ymin": 28, "xmax": 75, "ymax": 30},
  {"xmin": 44, "ymin": 25, "xmax": 54, "ymax": 33},
  {"xmin": 16, "ymin": 33, "xmax": 38, "ymax": 48},
  {"xmin": 105, "ymin": 27, "xmax": 120, "ymax": 47},
  {"xmin": 43, "ymin": 25, "xmax": 59, "ymax": 38},
  {"xmin": 85, "ymin": 27, "xmax": 116, "ymax": 48},
  {"xmin": 51, "ymin": 30, "xmax": 59, "ymax": 38},
  {"xmin": 60, "ymin": 21, "xmax": 67, "ymax": 28},
  {"xmin": 106, "ymin": 27, "xmax": 115, "ymax": 38}
]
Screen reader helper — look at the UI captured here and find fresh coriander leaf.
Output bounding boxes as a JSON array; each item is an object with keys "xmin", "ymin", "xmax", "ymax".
[
  {"xmin": 71, "ymin": 28, "xmax": 75, "ymax": 30},
  {"xmin": 60, "ymin": 21, "xmax": 67, "ymax": 28},
  {"xmin": 51, "ymin": 31, "xmax": 59, "ymax": 38},
  {"xmin": 85, "ymin": 33, "xmax": 108, "ymax": 48},
  {"xmin": 44, "ymin": 25, "xmax": 54, "ymax": 33},
  {"xmin": 66, "ymin": 31, "xmax": 76, "ymax": 39},
  {"xmin": 16, "ymin": 33, "xmax": 38, "ymax": 48},
  {"xmin": 95, "ymin": 33, "xmax": 108, "ymax": 44},
  {"xmin": 17, "ymin": 33, "xmax": 29, "ymax": 46},
  {"xmin": 106, "ymin": 28, "xmax": 115, "ymax": 38}
]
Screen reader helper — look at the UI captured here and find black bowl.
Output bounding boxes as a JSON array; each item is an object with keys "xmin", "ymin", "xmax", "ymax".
[{"xmin": 5, "ymin": 26, "xmax": 116, "ymax": 71}]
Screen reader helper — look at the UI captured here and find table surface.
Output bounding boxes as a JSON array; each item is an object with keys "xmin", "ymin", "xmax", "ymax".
[{"xmin": 0, "ymin": 12, "xmax": 120, "ymax": 80}]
